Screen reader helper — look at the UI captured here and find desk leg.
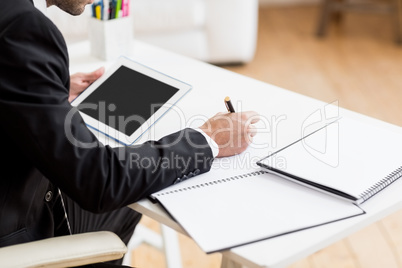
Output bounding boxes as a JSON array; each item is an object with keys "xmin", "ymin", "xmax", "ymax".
[
  {"xmin": 221, "ymin": 255, "xmax": 243, "ymax": 268},
  {"xmin": 161, "ymin": 224, "xmax": 182, "ymax": 268}
]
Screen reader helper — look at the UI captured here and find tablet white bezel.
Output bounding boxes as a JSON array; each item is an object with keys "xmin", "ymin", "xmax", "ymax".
[{"xmin": 71, "ymin": 57, "xmax": 191, "ymax": 145}]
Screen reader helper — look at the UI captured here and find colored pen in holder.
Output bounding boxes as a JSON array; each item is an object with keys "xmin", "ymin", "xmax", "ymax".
[{"xmin": 92, "ymin": 0, "xmax": 129, "ymax": 21}]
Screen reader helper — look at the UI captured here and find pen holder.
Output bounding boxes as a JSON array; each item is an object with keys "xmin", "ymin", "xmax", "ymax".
[{"xmin": 88, "ymin": 17, "xmax": 133, "ymax": 60}]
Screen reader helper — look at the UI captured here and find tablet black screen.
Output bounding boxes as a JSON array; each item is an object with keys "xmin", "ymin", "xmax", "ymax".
[{"xmin": 78, "ymin": 66, "xmax": 179, "ymax": 136}]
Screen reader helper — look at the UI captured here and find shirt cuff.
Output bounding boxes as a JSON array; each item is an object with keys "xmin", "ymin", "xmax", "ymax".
[{"xmin": 192, "ymin": 128, "xmax": 219, "ymax": 158}]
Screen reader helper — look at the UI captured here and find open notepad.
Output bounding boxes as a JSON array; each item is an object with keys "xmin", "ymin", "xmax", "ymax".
[
  {"xmin": 150, "ymin": 169, "xmax": 364, "ymax": 253},
  {"xmin": 258, "ymin": 117, "xmax": 402, "ymax": 204}
]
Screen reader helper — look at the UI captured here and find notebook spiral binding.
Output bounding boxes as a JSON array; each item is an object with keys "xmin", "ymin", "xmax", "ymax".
[
  {"xmin": 360, "ymin": 166, "xmax": 402, "ymax": 202},
  {"xmin": 154, "ymin": 170, "xmax": 268, "ymax": 197}
]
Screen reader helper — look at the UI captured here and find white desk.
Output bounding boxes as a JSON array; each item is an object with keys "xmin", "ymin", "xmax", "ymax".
[{"xmin": 68, "ymin": 41, "xmax": 402, "ymax": 268}]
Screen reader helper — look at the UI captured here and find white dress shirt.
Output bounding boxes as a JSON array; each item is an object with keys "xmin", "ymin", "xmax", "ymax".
[{"xmin": 193, "ymin": 128, "xmax": 219, "ymax": 157}]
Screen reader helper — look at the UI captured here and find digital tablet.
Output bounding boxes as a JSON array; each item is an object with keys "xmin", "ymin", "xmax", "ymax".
[{"xmin": 71, "ymin": 57, "xmax": 191, "ymax": 145}]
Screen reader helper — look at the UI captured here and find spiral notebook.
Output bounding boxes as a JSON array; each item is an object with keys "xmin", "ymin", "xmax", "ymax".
[
  {"xmin": 258, "ymin": 117, "xmax": 402, "ymax": 204},
  {"xmin": 151, "ymin": 170, "xmax": 364, "ymax": 253}
]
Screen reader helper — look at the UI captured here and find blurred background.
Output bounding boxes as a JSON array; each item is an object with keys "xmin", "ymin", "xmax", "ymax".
[{"xmin": 50, "ymin": 0, "xmax": 402, "ymax": 267}]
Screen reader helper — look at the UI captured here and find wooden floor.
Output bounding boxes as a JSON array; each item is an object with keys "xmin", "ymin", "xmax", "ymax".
[{"xmin": 131, "ymin": 5, "xmax": 402, "ymax": 268}]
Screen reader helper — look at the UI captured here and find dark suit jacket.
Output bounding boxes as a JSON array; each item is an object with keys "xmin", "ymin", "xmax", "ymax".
[{"xmin": 0, "ymin": 0, "xmax": 213, "ymax": 247}]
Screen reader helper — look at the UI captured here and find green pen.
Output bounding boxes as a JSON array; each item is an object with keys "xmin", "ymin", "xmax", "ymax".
[{"xmin": 115, "ymin": 0, "xmax": 122, "ymax": 19}]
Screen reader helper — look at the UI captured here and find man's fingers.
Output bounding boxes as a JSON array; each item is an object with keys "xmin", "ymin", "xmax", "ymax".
[
  {"xmin": 250, "ymin": 115, "xmax": 260, "ymax": 124},
  {"xmin": 242, "ymin": 111, "xmax": 260, "ymax": 124},
  {"xmin": 248, "ymin": 124, "xmax": 257, "ymax": 137},
  {"xmin": 84, "ymin": 67, "xmax": 105, "ymax": 82}
]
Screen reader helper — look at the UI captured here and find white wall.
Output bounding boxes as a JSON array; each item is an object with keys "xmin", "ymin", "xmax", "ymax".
[{"xmin": 259, "ymin": 0, "xmax": 319, "ymax": 6}]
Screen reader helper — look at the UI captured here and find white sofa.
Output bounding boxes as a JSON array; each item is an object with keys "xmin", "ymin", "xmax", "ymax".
[{"xmin": 47, "ymin": 0, "xmax": 258, "ymax": 64}]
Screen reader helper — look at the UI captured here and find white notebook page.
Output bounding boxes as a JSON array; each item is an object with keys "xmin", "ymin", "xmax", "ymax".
[
  {"xmin": 153, "ymin": 171, "xmax": 364, "ymax": 253},
  {"xmin": 260, "ymin": 117, "xmax": 402, "ymax": 202}
]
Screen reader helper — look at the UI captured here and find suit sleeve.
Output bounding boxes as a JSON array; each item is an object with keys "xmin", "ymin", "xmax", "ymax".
[{"xmin": 0, "ymin": 11, "xmax": 214, "ymax": 213}]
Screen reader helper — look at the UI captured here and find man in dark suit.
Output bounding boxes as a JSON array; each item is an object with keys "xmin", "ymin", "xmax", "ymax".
[{"xmin": 0, "ymin": 0, "xmax": 258, "ymax": 265}]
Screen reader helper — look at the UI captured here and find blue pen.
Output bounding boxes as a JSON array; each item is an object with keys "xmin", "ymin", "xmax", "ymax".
[
  {"xmin": 102, "ymin": 0, "xmax": 105, "ymax": 20},
  {"xmin": 92, "ymin": 3, "xmax": 96, "ymax": 18}
]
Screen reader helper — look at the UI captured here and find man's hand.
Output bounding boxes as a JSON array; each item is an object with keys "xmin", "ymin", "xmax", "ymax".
[
  {"xmin": 68, "ymin": 67, "xmax": 105, "ymax": 103},
  {"xmin": 199, "ymin": 111, "xmax": 260, "ymax": 158}
]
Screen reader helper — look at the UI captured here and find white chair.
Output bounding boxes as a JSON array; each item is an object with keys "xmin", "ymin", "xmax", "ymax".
[
  {"xmin": 0, "ymin": 231, "xmax": 127, "ymax": 268},
  {"xmin": 48, "ymin": 0, "xmax": 259, "ymax": 64}
]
